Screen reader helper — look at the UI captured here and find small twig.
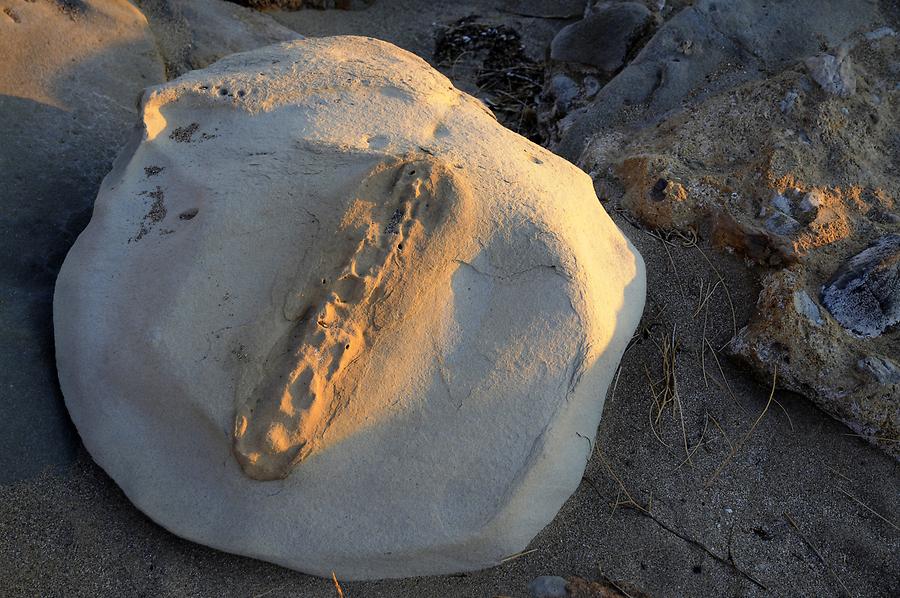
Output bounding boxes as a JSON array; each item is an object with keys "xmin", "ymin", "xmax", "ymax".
[
  {"xmin": 500, "ymin": 548, "xmax": 538, "ymax": 563},
  {"xmin": 837, "ymin": 488, "xmax": 900, "ymax": 532},
  {"xmin": 783, "ymin": 513, "xmax": 853, "ymax": 597},
  {"xmin": 704, "ymin": 338, "xmax": 746, "ymax": 413},
  {"xmin": 252, "ymin": 583, "xmax": 287, "ymax": 598},
  {"xmin": 496, "ymin": 9, "xmax": 583, "ymax": 20},
  {"xmin": 824, "ymin": 464, "xmax": 855, "ymax": 484},
  {"xmin": 693, "ymin": 244, "xmax": 738, "ymax": 344},
  {"xmin": 708, "ymin": 413, "xmax": 734, "ymax": 453},
  {"xmin": 705, "ymin": 366, "xmax": 777, "ymax": 487}
]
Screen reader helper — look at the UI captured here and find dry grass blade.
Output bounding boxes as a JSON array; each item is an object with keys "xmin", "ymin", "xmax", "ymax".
[
  {"xmin": 839, "ymin": 432, "xmax": 900, "ymax": 443},
  {"xmin": 784, "ymin": 513, "xmax": 853, "ymax": 597},
  {"xmin": 837, "ymin": 487, "xmax": 900, "ymax": 532},
  {"xmin": 705, "ymin": 366, "xmax": 777, "ymax": 487},
  {"xmin": 693, "ymin": 278, "xmax": 723, "ymax": 319},
  {"xmin": 824, "ymin": 464, "xmax": 855, "ymax": 484},
  {"xmin": 597, "ymin": 450, "xmax": 650, "ymax": 514},
  {"xmin": 771, "ymin": 396, "xmax": 795, "ymax": 432},
  {"xmin": 704, "ymin": 338, "xmax": 746, "ymax": 414},
  {"xmin": 676, "ymin": 413, "xmax": 711, "ymax": 470},
  {"xmin": 708, "ymin": 413, "xmax": 734, "ymax": 453},
  {"xmin": 693, "ymin": 244, "xmax": 737, "ymax": 343},
  {"xmin": 699, "ymin": 295, "xmax": 710, "ymax": 388},
  {"xmin": 591, "ymin": 453, "xmax": 768, "ymax": 591},
  {"xmin": 251, "ymin": 584, "xmax": 286, "ymax": 598},
  {"xmin": 500, "ymin": 548, "xmax": 538, "ymax": 563},
  {"xmin": 647, "ymin": 326, "xmax": 694, "ymax": 465},
  {"xmin": 332, "ymin": 571, "xmax": 345, "ymax": 598},
  {"xmin": 659, "ymin": 236, "xmax": 687, "ymax": 301},
  {"xmin": 609, "ymin": 364, "xmax": 623, "ymax": 404}
]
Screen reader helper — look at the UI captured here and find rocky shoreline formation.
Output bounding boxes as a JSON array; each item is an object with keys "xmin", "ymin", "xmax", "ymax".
[{"xmin": 541, "ymin": 0, "xmax": 899, "ymax": 458}]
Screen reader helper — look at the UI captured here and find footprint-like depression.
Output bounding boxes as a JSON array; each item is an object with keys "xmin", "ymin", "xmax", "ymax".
[{"xmin": 234, "ymin": 157, "xmax": 471, "ymax": 480}]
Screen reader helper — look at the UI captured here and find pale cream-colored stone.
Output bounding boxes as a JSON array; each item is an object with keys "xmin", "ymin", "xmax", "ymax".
[{"xmin": 54, "ymin": 37, "xmax": 645, "ymax": 579}]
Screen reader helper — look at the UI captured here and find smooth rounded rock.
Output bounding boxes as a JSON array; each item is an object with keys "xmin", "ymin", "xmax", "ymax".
[
  {"xmin": 528, "ymin": 575, "xmax": 569, "ymax": 598},
  {"xmin": 550, "ymin": 2, "xmax": 653, "ymax": 73},
  {"xmin": 54, "ymin": 37, "xmax": 645, "ymax": 579}
]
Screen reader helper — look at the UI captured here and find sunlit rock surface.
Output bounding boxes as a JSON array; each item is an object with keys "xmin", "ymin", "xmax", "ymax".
[{"xmin": 54, "ymin": 37, "xmax": 645, "ymax": 579}]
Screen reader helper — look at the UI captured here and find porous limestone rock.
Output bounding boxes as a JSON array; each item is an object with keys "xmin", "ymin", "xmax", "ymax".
[
  {"xmin": 580, "ymin": 30, "xmax": 900, "ymax": 458},
  {"xmin": 54, "ymin": 37, "xmax": 645, "ymax": 579}
]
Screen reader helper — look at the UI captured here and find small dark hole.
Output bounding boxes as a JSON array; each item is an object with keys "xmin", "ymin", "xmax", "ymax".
[
  {"xmin": 345, "ymin": 344, "xmax": 350, "ymax": 350},
  {"xmin": 219, "ymin": 88, "xmax": 229, "ymax": 96},
  {"xmin": 322, "ymin": 278, "xmax": 327, "ymax": 284},
  {"xmin": 237, "ymin": 90, "xmax": 246, "ymax": 98},
  {"xmin": 178, "ymin": 208, "xmax": 198, "ymax": 220},
  {"xmin": 692, "ymin": 565, "xmax": 702, "ymax": 574},
  {"xmin": 409, "ymin": 170, "xmax": 416, "ymax": 175},
  {"xmin": 397, "ymin": 243, "xmax": 403, "ymax": 250},
  {"xmin": 651, "ymin": 178, "xmax": 669, "ymax": 202}
]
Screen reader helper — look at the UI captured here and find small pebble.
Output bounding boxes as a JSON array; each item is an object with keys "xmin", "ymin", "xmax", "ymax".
[{"xmin": 528, "ymin": 575, "xmax": 568, "ymax": 598}]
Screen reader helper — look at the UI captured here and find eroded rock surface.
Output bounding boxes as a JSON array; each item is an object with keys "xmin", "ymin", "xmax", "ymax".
[
  {"xmin": 821, "ymin": 234, "xmax": 900, "ymax": 338},
  {"xmin": 578, "ymin": 24, "xmax": 899, "ymax": 456},
  {"xmin": 549, "ymin": 0, "xmax": 885, "ymax": 160},
  {"xmin": 53, "ymin": 37, "xmax": 645, "ymax": 578}
]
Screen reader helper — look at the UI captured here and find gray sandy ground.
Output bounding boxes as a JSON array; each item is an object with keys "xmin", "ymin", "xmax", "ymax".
[{"xmin": 1, "ymin": 1, "xmax": 898, "ymax": 597}]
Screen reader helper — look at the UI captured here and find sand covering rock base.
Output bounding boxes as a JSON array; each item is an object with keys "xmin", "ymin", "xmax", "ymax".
[{"xmin": 53, "ymin": 37, "xmax": 645, "ymax": 579}]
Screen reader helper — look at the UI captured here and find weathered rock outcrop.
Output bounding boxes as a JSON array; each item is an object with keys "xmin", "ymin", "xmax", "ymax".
[
  {"xmin": 136, "ymin": 0, "xmax": 302, "ymax": 77},
  {"xmin": 0, "ymin": 0, "xmax": 166, "ymax": 482},
  {"xmin": 579, "ymin": 26, "xmax": 899, "ymax": 456},
  {"xmin": 821, "ymin": 234, "xmax": 899, "ymax": 338},
  {"xmin": 53, "ymin": 37, "xmax": 645, "ymax": 578},
  {"xmin": 548, "ymin": 0, "xmax": 886, "ymax": 161}
]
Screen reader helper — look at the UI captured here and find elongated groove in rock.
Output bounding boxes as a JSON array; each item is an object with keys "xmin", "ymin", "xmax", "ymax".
[{"xmin": 233, "ymin": 158, "xmax": 460, "ymax": 480}]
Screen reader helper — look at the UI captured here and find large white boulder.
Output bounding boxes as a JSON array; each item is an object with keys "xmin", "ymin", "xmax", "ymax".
[{"xmin": 54, "ymin": 37, "xmax": 645, "ymax": 579}]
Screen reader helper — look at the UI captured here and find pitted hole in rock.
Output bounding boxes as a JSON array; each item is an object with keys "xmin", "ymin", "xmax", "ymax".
[
  {"xmin": 178, "ymin": 208, "xmax": 198, "ymax": 220},
  {"xmin": 651, "ymin": 178, "xmax": 668, "ymax": 201}
]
